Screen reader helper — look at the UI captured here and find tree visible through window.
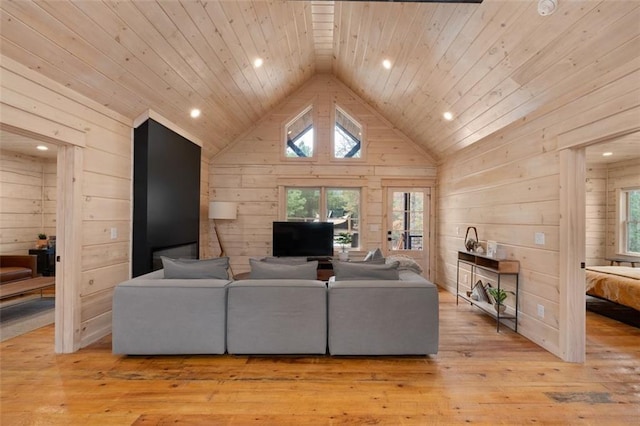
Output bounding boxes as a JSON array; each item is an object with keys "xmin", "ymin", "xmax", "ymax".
[
  {"xmin": 285, "ymin": 187, "xmax": 360, "ymax": 248},
  {"xmin": 285, "ymin": 188, "xmax": 319, "ymax": 221}
]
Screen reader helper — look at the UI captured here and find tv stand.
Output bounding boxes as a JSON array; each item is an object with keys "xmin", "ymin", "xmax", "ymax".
[{"xmin": 306, "ymin": 256, "xmax": 332, "ymax": 262}]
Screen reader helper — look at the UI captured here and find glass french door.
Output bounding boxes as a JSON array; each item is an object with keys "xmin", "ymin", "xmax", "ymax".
[{"xmin": 386, "ymin": 188, "xmax": 431, "ymax": 276}]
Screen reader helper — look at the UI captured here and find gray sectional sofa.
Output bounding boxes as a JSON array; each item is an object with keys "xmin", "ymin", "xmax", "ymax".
[{"xmin": 112, "ymin": 260, "xmax": 439, "ymax": 356}]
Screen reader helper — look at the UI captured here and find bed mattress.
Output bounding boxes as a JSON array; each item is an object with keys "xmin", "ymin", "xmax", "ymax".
[{"xmin": 585, "ymin": 266, "xmax": 640, "ymax": 311}]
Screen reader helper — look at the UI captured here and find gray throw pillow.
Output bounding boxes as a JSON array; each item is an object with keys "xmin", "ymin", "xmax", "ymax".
[
  {"xmin": 332, "ymin": 260, "xmax": 400, "ymax": 281},
  {"xmin": 249, "ymin": 258, "xmax": 318, "ymax": 279},
  {"xmin": 363, "ymin": 248, "xmax": 384, "ymax": 262},
  {"xmin": 261, "ymin": 256, "xmax": 309, "ymax": 265},
  {"xmin": 161, "ymin": 256, "xmax": 229, "ymax": 279}
]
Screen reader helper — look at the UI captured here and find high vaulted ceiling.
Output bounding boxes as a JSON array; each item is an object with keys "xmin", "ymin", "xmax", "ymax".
[{"xmin": 1, "ymin": 0, "xmax": 638, "ymax": 161}]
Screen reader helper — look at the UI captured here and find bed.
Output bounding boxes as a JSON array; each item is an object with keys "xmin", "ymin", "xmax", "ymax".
[{"xmin": 585, "ymin": 266, "xmax": 640, "ymax": 311}]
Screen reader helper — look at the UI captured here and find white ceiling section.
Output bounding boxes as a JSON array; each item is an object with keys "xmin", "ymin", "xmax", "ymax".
[{"xmin": 0, "ymin": 0, "xmax": 638, "ymax": 161}]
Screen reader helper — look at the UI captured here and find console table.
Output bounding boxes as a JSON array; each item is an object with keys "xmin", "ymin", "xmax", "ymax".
[{"xmin": 456, "ymin": 251, "xmax": 519, "ymax": 332}]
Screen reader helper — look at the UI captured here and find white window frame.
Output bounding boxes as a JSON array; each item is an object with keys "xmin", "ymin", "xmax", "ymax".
[{"xmin": 618, "ymin": 187, "xmax": 640, "ymax": 256}]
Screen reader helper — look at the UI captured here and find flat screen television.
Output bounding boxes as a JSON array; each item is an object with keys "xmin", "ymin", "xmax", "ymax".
[{"xmin": 272, "ymin": 221, "xmax": 334, "ymax": 257}]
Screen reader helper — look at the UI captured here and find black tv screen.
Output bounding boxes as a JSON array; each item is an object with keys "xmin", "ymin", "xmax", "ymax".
[{"xmin": 272, "ymin": 221, "xmax": 334, "ymax": 257}]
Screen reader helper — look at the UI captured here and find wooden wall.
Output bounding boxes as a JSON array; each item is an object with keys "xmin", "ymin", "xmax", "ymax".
[
  {"xmin": 0, "ymin": 150, "xmax": 56, "ymax": 254},
  {"xmin": 585, "ymin": 164, "xmax": 607, "ymax": 266},
  {"xmin": 1, "ymin": 55, "xmax": 132, "ymax": 351},
  {"xmin": 210, "ymin": 75, "xmax": 436, "ymax": 274},
  {"xmin": 605, "ymin": 158, "xmax": 640, "ymax": 260},
  {"xmin": 200, "ymin": 155, "xmax": 212, "ymax": 260},
  {"xmin": 437, "ymin": 68, "xmax": 640, "ymax": 358}
]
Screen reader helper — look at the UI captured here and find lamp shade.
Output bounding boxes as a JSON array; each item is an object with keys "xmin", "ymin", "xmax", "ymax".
[{"xmin": 209, "ymin": 201, "xmax": 237, "ymax": 220}]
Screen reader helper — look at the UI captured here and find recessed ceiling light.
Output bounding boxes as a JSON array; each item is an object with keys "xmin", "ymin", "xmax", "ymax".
[
  {"xmin": 602, "ymin": 152, "xmax": 613, "ymax": 157},
  {"xmin": 36, "ymin": 145, "xmax": 49, "ymax": 151},
  {"xmin": 443, "ymin": 111, "xmax": 454, "ymax": 121},
  {"xmin": 254, "ymin": 58, "xmax": 263, "ymax": 68},
  {"xmin": 538, "ymin": 0, "xmax": 558, "ymax": 16},
  {"xmin": 382, "ymin": 59, "xmax": 392, "ymax": 70},
  {"xmin": 190, "ymin": 108, "xmax": 201, "ymax": 118}
]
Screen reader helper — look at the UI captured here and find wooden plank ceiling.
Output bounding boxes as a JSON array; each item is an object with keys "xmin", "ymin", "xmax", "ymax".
[{"xmin": 1, "ymin": 0, "xmax": 638, "ymax": 161}]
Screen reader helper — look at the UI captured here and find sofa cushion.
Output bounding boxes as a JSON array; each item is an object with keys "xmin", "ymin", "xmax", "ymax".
[
  {"xmin": 0, "ymin": 267, "xmax": 33, "ymax": 283},
  {"xmin": 226, "ymin": 279, "xmax": 327, "ymax": 354},
  {"xmin": 332, "ymin": 260, "xmax": 400, "ymax": 281},
  {"xmin": 161, "ymin": 256, "xmax": 229, "ymax": 279},
  {"xmin": 328, "ymin": 279, "xmax": 439, "ymax": 355},
  {"xmin": 260, "ymin": 256, "xmax": 309, "ymax": 265},
  {"xmin": 112, "ymin": 278, "xmax": 230, "ymax": 355},
  {"xmin": 249, "ymin": 259, "xmax": 318, "ymax": 279}
]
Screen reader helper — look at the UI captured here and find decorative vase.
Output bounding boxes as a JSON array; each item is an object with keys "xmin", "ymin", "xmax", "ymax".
[
  {"xmin": 494, "ymin": 303, "xmax": 506, "ymax": 314},
  {"xmin": 36, "ymin": 239, "xmax": 48, "ymax": 249},
  {"xmin": 464, "ymin": 226, "xmax": 479, "ymax": 252},
  {"xmin": 338, "ymin": 251, "xmax": 349, "ymax": 261}
]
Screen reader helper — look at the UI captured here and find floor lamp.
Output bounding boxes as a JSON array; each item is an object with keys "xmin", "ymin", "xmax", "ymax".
[{"xmin": 209, "ymin": 201, "xmax": 237, "ymax": 275}]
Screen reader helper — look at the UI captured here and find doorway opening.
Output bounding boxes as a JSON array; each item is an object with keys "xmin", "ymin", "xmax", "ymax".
[
  {"xmin": 584, "ymin": 133, "xmax": 640, "ymax": 328},
  {"xmin": 0, "ymin": 128, "xmax": 58, "ymax": 341},
  {"xmin": 559, "ymin": 123, "xmax": 639, "ymax": 362},
  {"xmin": 384, "ymin": 186, "xmax": 434, "ymax": 281}
]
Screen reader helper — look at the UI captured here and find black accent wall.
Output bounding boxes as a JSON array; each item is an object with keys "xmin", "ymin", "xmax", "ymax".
[{"xmin": 133, "ymin": 119, "xmax": 201, "ymax": 277}]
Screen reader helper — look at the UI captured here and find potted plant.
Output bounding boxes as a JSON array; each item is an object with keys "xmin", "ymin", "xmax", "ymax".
[
  {"xmin": 335, "ymin": 232, "xmax": 353, "ymax": 261},
  {"xmin": 36, "ymin": 233, "xmax": 48, "ymax": 249},
  {"xmin": 487, "ymin": 287, "xmax": 509, "ymax": 313}
]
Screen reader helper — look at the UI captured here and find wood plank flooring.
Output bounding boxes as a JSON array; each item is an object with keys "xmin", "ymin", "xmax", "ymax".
[{"xmin": 1, "ymin": 290, "xmax": 638, "ymax": 425}]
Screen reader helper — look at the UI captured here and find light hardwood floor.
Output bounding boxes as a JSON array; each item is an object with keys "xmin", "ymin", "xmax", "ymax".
[{"xmin": 1, "ymin": 289, "xmax": 638, "ymax": 425}]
